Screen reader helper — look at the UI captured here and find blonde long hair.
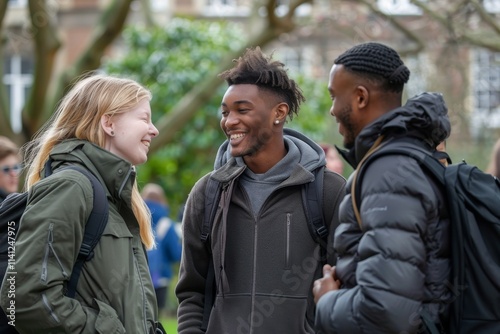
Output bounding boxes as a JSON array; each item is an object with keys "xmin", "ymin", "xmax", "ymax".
[{"xmin": 24, "ymin": 73, "xmax": 155, "ymax": 249}]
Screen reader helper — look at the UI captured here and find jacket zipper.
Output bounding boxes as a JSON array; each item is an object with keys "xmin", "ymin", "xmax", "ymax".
[
  {"xmin": 133, "ymin": 247, "xmax": 148, "ymax": 333},
  {"xmin": 285, "ymin": 213, "xmax": 291, "ymax": 269},
  {"xmin": 42, "ymin": 293, "xmax": 60, "ymax": 323},
  {"xmin": 41, "ymin": 223, "xmax": 69, "ymax": 282},
  {"xmin": 250, "ymin": 221, "xmax": 258, "ymax": 334}
]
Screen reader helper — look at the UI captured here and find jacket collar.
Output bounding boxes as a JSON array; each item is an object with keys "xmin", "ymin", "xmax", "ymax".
[{"xmin": 49, "ymin": 139, "xmax": 135, "ymax": 202}]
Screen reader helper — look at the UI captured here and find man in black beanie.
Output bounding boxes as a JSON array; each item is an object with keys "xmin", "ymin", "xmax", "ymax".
[{"xmin": 313, "ymin": 42, "xmax": 452, "ymax": 333}]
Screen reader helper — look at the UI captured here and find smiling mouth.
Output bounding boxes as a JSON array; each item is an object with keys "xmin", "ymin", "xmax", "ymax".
[
  {"xmin": 230, "ymin": 133, "xmax": 245, "ymax": 141},
  {"xmin": 142, "ymin": 140, "xmax": 150, "ymax": 147}
]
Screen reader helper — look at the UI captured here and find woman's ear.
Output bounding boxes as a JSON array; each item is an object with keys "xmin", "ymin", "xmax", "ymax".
[{"xmin": 101, "ymin": 114, "xmax": 114, "ymax": 137}]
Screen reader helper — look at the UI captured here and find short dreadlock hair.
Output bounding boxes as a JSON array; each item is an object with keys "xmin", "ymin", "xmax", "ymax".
[
  {"xmin": 334, "ymin": 42, "xmax": 410, "ymax": 93},
  {"xmin": 218, "ymin": 47, "xmax": 305, "ymax": 120}
]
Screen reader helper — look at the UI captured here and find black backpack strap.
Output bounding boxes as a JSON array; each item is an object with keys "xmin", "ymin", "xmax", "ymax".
[
  {"xmin": 303, "ymin": 166, "xmax": 328, "ymax": 264},
  {"xmin": 201, "ymin": 176, "xmax": 222, "ymax": 243},
  {"xmin": 200, "ymin": 176, "xmax": 222, "ymax": 331},
  {"xmin": 59, "ymin": 166, "xmax": 109, "ymax": 298},
  {"xmin": 201, "ymin": 259, "xmax": 215, "ymax": 332},
  {"xmin": 352, "ymin": 144, "xmax": 446, "ymax": 228}
]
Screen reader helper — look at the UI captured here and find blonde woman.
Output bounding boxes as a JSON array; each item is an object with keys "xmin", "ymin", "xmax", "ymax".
[{"xmin": 0, "ymin": 74, "xmax": 163, "ymax": 333}]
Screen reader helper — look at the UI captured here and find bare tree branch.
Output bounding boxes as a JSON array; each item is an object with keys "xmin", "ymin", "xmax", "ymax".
[
  {"xmin": 0, "ymin": 0, "xmax": 11, "ymax": 138},
  {"xmin": 470, "ymin": 0, "xmax": 500, "ymax": 35},
  {"xmin": 23, "ymin": 0, "xmax": 61, "ymax": 137},
  {"xmin": 140, "ymin": 0, "xmax": 156, "ymax": 28},
  {"xmin": 44, "ymin": 0, "xmax": 134, "ymax": 125},
  {"xmin": 150, "ymin": 0, "xmax": 312, "ymax": 152},
  {"xmin": 459, "ymin": 32, "xmax": 500, "ymax": 51},
  {"xmin": 410, "ymin": 0, "xmax": 449, "ymax": 26},
  {"xmin": 286, "ymin": 0, "xmax": 312, "ymax": 20},
  {"xmin": 410, "ymin": 0, "xmax": 500, "ymax": 52},
  {"xmin": 450, "ymin": 0, "xmax": 472, "ymax": 16},
  {"xmin": 359, "ymin": 0, "xmax": 424, "ymax": 56}
]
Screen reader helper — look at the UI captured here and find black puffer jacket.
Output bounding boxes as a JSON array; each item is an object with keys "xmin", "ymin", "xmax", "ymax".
[{"xmin": 315, "ymin": 92, "xmax": 452, "ymax": 333}]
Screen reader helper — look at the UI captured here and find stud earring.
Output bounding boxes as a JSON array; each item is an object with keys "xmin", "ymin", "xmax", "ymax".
[
  {"xmin": 110, "ymin": 131, "xmax": 115, "ymax": 136},
  {"xmin": 274, "ymin": 120, "xmax": 279, "ymax": 124}
]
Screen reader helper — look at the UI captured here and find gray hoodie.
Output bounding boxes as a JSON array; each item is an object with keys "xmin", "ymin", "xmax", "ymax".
[{"xmin": 176, "ymin": 128, "xmax": 346, "ymax": 334}]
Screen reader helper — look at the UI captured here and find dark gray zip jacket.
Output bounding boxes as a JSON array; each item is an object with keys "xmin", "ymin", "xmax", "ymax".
[
  {"xmin": 315, "ymin": 92, "xmax": 453, "ymax": 333},
  {"xmin": 0, "ymin": 139, "xmax": 158, "ymax": 333},
  {"xmin": 176, "ymin": 129, "xmax": 346, "ymax": 334}
]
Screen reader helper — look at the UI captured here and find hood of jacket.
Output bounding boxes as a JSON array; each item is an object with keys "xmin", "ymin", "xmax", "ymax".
[
  {"xmin": 338, "ymin": 92, "xmax": 451, "ymax": 168},
  {"xmin": 213, "ymin": 127, "xmax": 326, "ymax": 173}
]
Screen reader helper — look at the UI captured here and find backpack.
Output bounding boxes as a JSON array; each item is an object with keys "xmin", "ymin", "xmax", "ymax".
[
  {"xmin": 352, "ymin": 142, "xmax": 500, "ymax": 334},
  {"xmin": 199, "ymin": 166, "xmax": 328, "ymax": 331},
  {"xmin": 0, "ymin": 160, "xmax": 108, "ymax": 333}
]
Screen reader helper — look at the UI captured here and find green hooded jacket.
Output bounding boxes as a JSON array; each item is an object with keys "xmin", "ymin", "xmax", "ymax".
[{"xmin": 0, "ymin": 139, "xmax": 158, "ymax": 333}]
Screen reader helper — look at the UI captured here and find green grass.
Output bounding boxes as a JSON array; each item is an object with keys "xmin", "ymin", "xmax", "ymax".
[{"xmin": 160, "ymin": 317, "xmax": 177, "ymax": 334}]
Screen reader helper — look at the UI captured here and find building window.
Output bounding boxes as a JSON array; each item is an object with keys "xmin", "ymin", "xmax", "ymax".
[
  {"xmin": 7, "ymin": 0, "xmax": 28, "ymax": 7},
  {"xmin": 377, "ymin": 0, "xmax": 423, "ymax": 15},
  {"xmin": 281, "ymin": 48, "xmax": 302, "ymax": 74},
  {"xmin": 275, "ymin": 47, "xmax": 315, "ymax": 76},
  {"xmin": 3, "ymin": 55, "xmax": 33, "ymax": 133},
  {"xmin": 471, "ymin": 49, "xmax": 500, "ymax": 134},
  {"xmin": 204, "ymin": 0, "xmax": 250, "ymax": 17},
  {"xmin": 484, "ymin": 0, "xmax": 500, "ymax": 13},
  {"xmin": 404, "ymin": 53, "xmax": 428, "ymax": 99},
  {"xmin": 151, "ymin": 0, "xmax": 168, "ymax": 11},
  {"xmin": 274, "ymin": 0, "xmax": 311, "ymax": 17}
]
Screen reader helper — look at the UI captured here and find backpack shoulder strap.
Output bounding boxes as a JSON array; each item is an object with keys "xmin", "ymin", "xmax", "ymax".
[
  {"xmin": 200, "ymin": 175, "xmax": 221, "ymax": 331},
  {"xmin": 201, "ymin": 175, "xmax": 222, "ymax": 243},
  {"xmin": 352, "ymin": 142, "xmax": 445, "ymax": 228},
  {"xmin": 303, "ymin": 166, "xmax": 328, "ymax": 264},
  {"xmin": 60, "ymin": 166, "xmax": 109, "ymax": 298}
]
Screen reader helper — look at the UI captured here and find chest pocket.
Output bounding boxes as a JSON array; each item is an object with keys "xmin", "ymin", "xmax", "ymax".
[{"xmin": 102, "ymin": 220, "xmax": 133, "ymax": 238}]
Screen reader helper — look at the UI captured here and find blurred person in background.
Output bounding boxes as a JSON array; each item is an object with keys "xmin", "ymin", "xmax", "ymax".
[
  {"xmin": 0, "ymin": 136, "xmax": 21, "ymax": 203},
  {"xmin": 320, "ymin": 143, "xmax": 344, "ymax": 175},
  {"xmin": 142, "ymin": 183, "xmax": 182, "ymax": 318},
  {"xmin": 0, "ymin": 137, "xmax": 22, "ymax": 334}
]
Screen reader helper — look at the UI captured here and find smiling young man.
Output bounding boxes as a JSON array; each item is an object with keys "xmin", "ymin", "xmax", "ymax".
[
  {"xmin": 312, "ymin": 42, "xmax": 453, "ymax": 333},
  {"xmin": 176, "ymin": 47, "xmax": 346, "ymax": 334}
]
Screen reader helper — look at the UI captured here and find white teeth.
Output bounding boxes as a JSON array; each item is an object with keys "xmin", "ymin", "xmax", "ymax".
[
  {"xmin": 230, "ymin": 133, "xmax": 245, "ymax": 140},
  {"xmin": 142, "ymin": 141, "xmax": 150, "ymax": 147}
]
